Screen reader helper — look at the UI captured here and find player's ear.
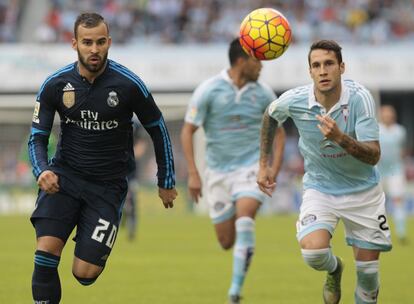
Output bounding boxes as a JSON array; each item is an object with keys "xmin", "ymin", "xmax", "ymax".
[
  {"xmin": 72, "ymin": 38, "xmax": 77, "ymax": 51},
  {"xmin": 340, "ymin": 62, "xmax": 345, "ymax": 74},
  {"xmin": 108, "ymin": 36, "xmax": 112, "ymax": 48}
]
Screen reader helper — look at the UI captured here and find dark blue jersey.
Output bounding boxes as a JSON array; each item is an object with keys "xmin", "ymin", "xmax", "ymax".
[{"xmin": 29, "ymin": 59, "xmax": 175, "ymax": 189}]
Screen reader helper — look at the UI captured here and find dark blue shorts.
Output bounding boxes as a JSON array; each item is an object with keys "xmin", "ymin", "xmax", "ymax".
[{"xmin": 31, "ymin": 169, "xmax": 128, "ymax": 267}]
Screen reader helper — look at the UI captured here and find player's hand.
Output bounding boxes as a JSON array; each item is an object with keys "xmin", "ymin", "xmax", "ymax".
[
  {"xmin": 256, "ymin": 166, "xmax": 277, "ymax": 197},
  {"xmin": 37, "ymin": 170, "xmax": 60, "ymax": 194},
  {"xmin": 187, "ymin": 171, "xmax": 202, "ymax": 203},
  {"xmin": 316, "ymin": 114, "xmax": 343, "ymax": 143},
  {"xmin": 158, "ymin": 187, "xmax": 177, "ymax": 209}
]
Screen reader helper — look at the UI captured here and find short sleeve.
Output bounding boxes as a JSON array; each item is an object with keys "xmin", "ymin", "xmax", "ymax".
[
  {"xmin": 184, "ymin": 81, "xmax": 211, "ymax": 126},
  {"xmin": 354, "ymin": 90, "xmax": 379, "ymax": 141},
  {"xmin": 267, "ymin": 91, "xmax": 291, "ymax": 124},
  {"xmin": 32, "ymin": 81, "xmax": 58, "ymax": 132}
]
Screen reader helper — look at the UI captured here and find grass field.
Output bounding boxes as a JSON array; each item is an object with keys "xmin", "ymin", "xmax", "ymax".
[{"xmin": 0, "ymin": 188, "xmax": 413, "ymax": 303}]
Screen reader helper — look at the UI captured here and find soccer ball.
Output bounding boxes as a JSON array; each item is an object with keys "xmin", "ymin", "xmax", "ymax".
[{"xmin": 239, "ymin": 8, "xmax": 292, "ymax": 61}]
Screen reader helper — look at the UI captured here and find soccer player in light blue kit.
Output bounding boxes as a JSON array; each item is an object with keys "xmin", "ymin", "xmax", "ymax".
[
  {"xmin": 181, "ymin": 38, "xmax": 285, "ymax": 304},
  {"xmin": 378, "ymin": 105, "xmax": 408, "ymax": 243},
  {"xmin": 257, "ymin": 40, "xmax": 392, "ymax": 304}
]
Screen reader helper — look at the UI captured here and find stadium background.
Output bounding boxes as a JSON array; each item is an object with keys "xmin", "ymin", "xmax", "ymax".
[{"xmin": 0, "ymin": 0, "xmax": 413, "ymax": 303}]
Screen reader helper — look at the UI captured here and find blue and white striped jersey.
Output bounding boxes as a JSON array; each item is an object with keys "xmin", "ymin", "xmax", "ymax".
[
  {"xmin": 29, "ymin": 59, "xmax": 175, "ymax": 189},
  {"xmin": 378, "ymin": 123, "xmax": 406, "ymax": 177},
  {"xmin": 268, "ymin": 79, "xmax": 380, "ymax": 195},
  {"xmin": 185, "ymin": 70, "xmax": 276, "ymax": 172}
]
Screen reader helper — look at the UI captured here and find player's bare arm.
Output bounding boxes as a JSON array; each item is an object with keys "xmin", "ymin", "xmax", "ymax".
[
  {"xmin": 337, "ymin": 137, "xmax": 380, "ymax": 165},
  {"xmin": 316, "ymin": 114, "xmax": 380, "ymax": 165},
  {"xmin": 37, "ymin": 170, "xmax": 60, "ymax": 194},
  {"xmin": 270, "ymin": 126, "xmax": 286, "ymax": 179},
  {"xmin": 158, "ymin": 187, "xmax": 178, "ymax": 209},
  {"xmin": 180, "ymin": 122, "xmax": 202, "ymax": 202},
  {"xmin": 257, "ymin": 111, "xmax": 279, "ymax": 196},
  {"xmin": 259, "ymin": 112, "xmax": 279, "ymax": 165}
]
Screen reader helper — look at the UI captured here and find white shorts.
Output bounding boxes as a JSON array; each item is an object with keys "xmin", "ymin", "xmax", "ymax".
[
  {"xmin": 296, "ymin": 184, "xmax": 392, "ymax": 252},
  {"xmin": 381, "ymin": 173, "xmax": 406, "ymax": 198},
  {"xmin": 204, "ymin": 163, "xmax": 266, "ymax": 224}
]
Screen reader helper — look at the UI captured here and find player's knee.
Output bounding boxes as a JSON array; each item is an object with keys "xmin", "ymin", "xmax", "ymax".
[
  {"xmin": 72, "ymin": 270, "xmax": 102, "ymax": 286},
  {"xmin": 72, "ymin": 265, "xmax": 103, "ymax": 286},
  {"xmin": 72, "ymin": 271, "xmax": 100, "ymax": 286},
  {"xmin": 301, "ymin": 248, "xmax": 331, "ymax": 271},
  {"xmin": 299, "ymin": 231, "xmax": 330, "ymax": 250}
]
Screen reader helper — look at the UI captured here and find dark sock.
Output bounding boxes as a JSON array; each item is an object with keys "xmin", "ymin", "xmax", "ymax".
[{"xmin": 32, "ymin": 250, "xmax": 61, "ymax": 304}]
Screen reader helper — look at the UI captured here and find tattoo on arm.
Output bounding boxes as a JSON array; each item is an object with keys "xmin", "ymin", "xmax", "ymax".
[
  {"xmin": 260, "ymin": 112, "xmax": 278, "ymax": 165},
  {"xmin": 337, "ymin": 135, "xmax": 380, "ymax": 165}
]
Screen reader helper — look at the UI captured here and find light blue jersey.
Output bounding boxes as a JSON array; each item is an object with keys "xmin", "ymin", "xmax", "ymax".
[
  {"xmin": 268, "ymin": 79, "xmax": 380, "ymax": 195},
  {"xmin": 185, "ymin": 70, "xmax": 276, "ymax": 172},
  {"xmin": 378, "ymin": 123, "xmax": 406, "ymax": 177}
]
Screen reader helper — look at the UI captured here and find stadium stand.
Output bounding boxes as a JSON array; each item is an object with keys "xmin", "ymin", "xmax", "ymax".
[{"xmin": 3, "ymin": 0, "xmax": 414, "ymax": 44}]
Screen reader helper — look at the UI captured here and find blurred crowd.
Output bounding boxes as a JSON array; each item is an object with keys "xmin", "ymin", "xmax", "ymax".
[
  {"xmin": 0, "ymin": 0, "xmax": 20, "ymax": 42},
  {"xmin": 1, "ymin": 0, "xmax": 414, "ymax": 44}
]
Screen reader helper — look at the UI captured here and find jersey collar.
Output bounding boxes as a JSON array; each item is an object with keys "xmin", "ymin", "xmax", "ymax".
[
  {"xmin": 220, "ymin": 69, "xmax": 256, "ymax": 90},
  {"xmin": 308, "ymin": 81, "xmax": 350, "ymax": 114}
]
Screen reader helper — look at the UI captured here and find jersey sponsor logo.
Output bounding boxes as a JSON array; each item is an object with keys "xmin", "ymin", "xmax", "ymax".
[
  {"xmin": 32, "ymin": 101, "xmax": 40, "ymax": 123},
  {"xmin": 320, "ymin": 152, "xmax": 348, "ymax": 159},
  {"xmin": 301, "ymin": 214, "xmax": 317, "ymax": 226},
  {"xmin": 62, "ymin": 83, "xmax": 75, "ymax": 108},
  {"xmin": 64, "ymin": 110, "xmax": 119, "ymax": 131},
  {"xmin": 107, "ymin": 91, "xmax": 119, "ymax": 107}
]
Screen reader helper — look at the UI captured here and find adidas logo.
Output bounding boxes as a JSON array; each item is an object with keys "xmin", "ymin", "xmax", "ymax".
[{"xmin": 63, "ymin": 82, "xmax": 74, "ymax": 91}]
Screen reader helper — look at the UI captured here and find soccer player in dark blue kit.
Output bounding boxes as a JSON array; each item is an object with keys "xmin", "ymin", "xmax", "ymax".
[{"xmin": 28, "ymin": 12, "xmax": 177, "ymax": 303}]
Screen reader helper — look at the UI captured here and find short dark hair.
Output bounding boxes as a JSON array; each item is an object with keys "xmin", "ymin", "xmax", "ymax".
[
  {"xmin": 229, "ymin": 38, "xmax": 249, "ymax": 66},
  {"xmin": 308, "ymin": 40, "xmax": 342, "ymax": 66},
  {"xmin": 74, "ymin": 12, "xmax": 109, "ymax": 38}
]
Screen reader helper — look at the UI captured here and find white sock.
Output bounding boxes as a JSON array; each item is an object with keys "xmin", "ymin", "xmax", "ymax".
[{"xmin": 301, "ymin": 248, "xmax": 337, "ymax": 273}]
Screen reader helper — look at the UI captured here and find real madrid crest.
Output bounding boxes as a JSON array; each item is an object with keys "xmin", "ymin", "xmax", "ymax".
[
  {"xmin": 107, "ymin": 91, "xmax": 119, "ymax": 107},
  {"xmin": 62, "ymin": 82, "xmax": 75, "ymax": 108}
]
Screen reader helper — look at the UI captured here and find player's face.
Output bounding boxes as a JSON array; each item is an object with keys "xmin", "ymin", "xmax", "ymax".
[
  {"xmin": 380, "ymin": 106, "xmax": 396, "ymax": 125},
  {"xmin": 309, "ymin": 49, "xmax": 344, "ymax": 94},
  {"xmin": 72, "ymin": 22, "xmax": 111, "ymax": 74},
  {"xmin": 242, "ymin": 56, "xmax": 262, "ymax": 81}
]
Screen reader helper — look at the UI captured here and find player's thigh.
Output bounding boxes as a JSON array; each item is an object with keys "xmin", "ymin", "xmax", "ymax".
[
  {"xmin": 300, "ymin": 229, "xmax": 331, "ymax": 249},
  {"xmin": 296, "ymin": 189, "xmax": 339, "ymax": 245},
  {"xmin": 31, "ymin": 186, "xmax": 81, "ymax": 251},
  {"xmin": 236, "ymin": 197, "xmax": 261, "ymax": 219},
  {"xmin": 74, "ymin": 179, "xmax": 128, "ymax": 268},
  {"xmin": 72, "ymin": 256, "xmax": 104, "ymax": 278},
  {"xmin": 341, "ymin": 184, "xmax": 392, "ymax": 252},
  {"xmin": 232, "ymin": 162, "xmax": 267, "ymax": 213}
]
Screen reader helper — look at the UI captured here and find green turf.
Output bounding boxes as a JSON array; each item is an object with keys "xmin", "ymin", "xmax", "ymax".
[{"xmin": 0, "ymin": 189, "xmax": 413, "ymax": 303}]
